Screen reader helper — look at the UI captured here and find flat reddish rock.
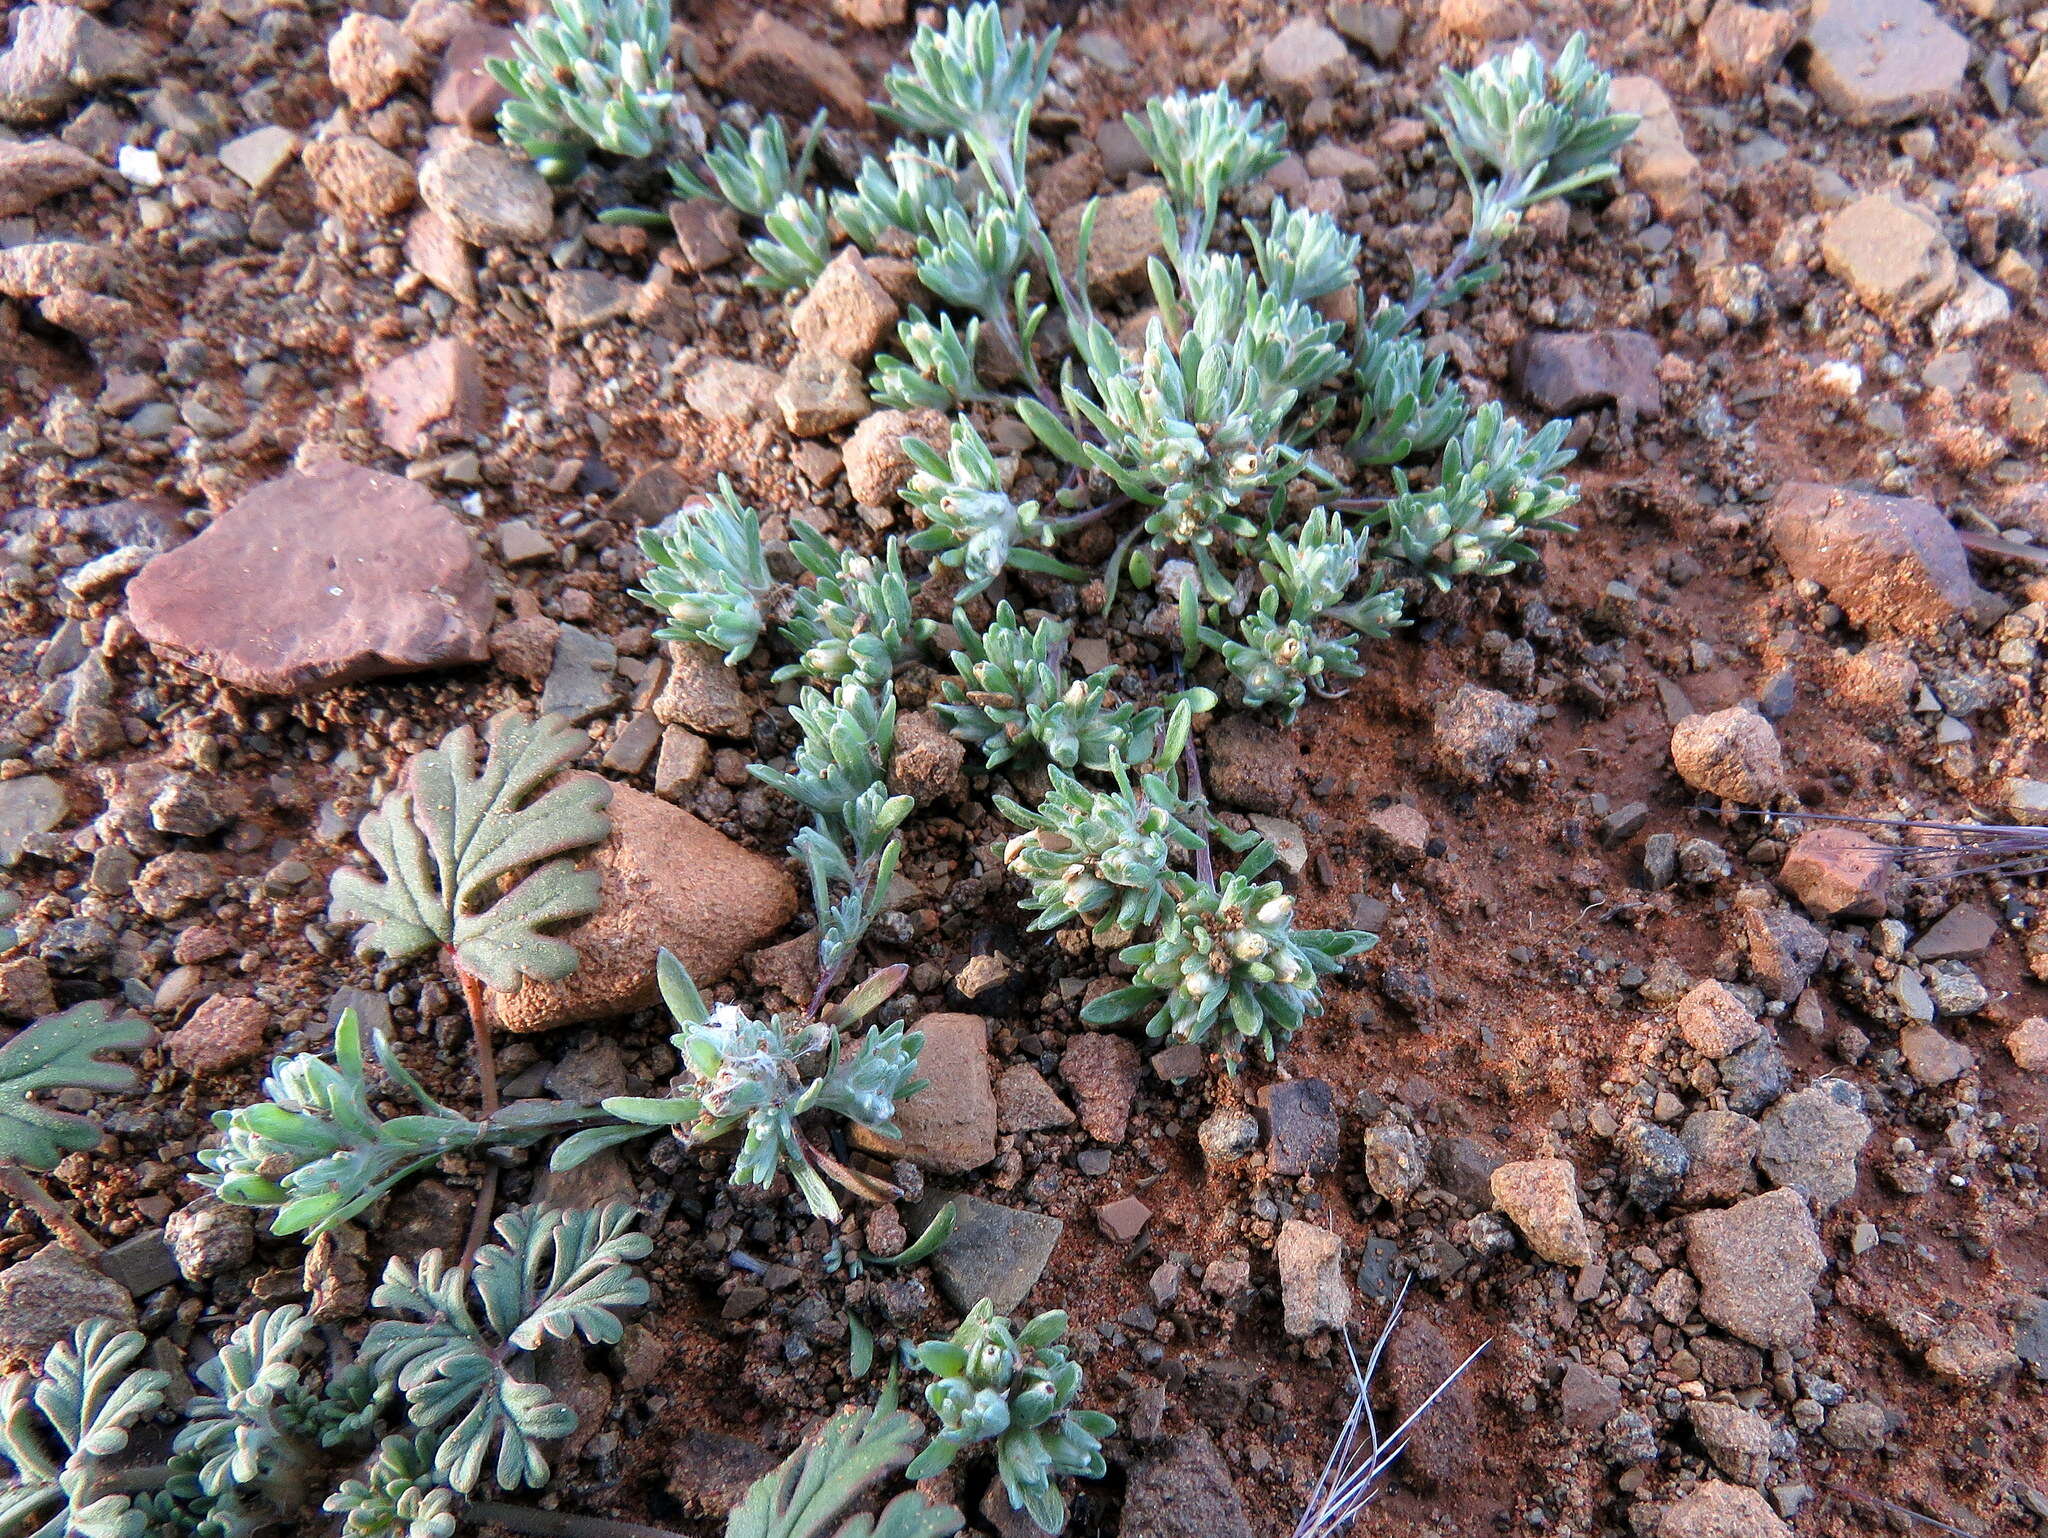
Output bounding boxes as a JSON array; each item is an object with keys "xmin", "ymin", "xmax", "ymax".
[
  {"xmin": 365, "ymin": 336, "xmax": 484, "ymax": 456},
  {"xmin": 432, "ymin": 21, "xmax": 513, "ymax": 129},
  {"xmin": 127, "ymin": 461, "xmax": 493, "ymax": 696},
  {"xmin": 169, "ymin": 995, "xmax": 270, "ymax": 1078},
  {"xmin": 485, "ymin": 783, "xmax": 797, "ymax": 1034},
  {"xmin": 1767, "ymin": 482, "xmax": 1993, "ymax": 638},
  {"xmin": 1778, "ymin": 826, "xmax": 1891, "ymax": 919}
]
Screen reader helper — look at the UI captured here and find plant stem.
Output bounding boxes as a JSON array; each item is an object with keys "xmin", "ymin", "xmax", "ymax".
[
  {"xmin": 1179, "ymin": 735, "xmax": 1216, "ymax": 887},
  {"xmin": 467, "ymin": 1501, "xmax": 697, "ymax": 1538},
  {"xmin": 456, "ymin": 963, "xmax": 501, "ymax": 1272},
  {"xmin": 0, "ymin": 1163, "xmax": 101, "ymax": 1256},
  {"xmin": 1048, "ymin": 495, "xmax": 1131, "ymax": 532}
]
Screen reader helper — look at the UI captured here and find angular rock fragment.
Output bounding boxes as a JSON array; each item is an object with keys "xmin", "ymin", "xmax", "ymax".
[{"xmin": 127, "ymin": 462, "xmax": 494, "ymax": 696}]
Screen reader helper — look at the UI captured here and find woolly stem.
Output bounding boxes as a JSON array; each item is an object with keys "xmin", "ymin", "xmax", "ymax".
[{"xmin": 0, "ymin": 1163, "xmax": 100, "ymax": 1256}]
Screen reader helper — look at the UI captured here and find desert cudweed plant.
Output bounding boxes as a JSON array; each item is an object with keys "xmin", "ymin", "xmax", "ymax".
[
  {"xmin": 1347, "ymin": 305, "xmax": 1468, "ymax": 465},
  {"xmin": 1128, "ymin": 86, "xmax": 1286, "ymax": 260},
  {"xmin": 880, "ymin": 1, "xmax": 1054, "ymax": 197},
  {"xmin": 1202, "ymin": 511, "xmax": 1403, "ymax": 721},
  {"xmin": 908, "ymin": 1301, "xmax": 1113, "ymax": 1535},
  {"xmin": 362, "ymin": 1205, "xmax": 650, "ymax": 1494},
  {"xmin": 671, "ymin": 111, "xmax": 822, "ymax": 219},
  {"xmin": 644, "ymin": 8, "xmax": 1631, "ymax": 1070},
  {"xmin": 748, "ymin": 189, "xmax": 836, "ymax": 294},
  {"xmin": 634, "ymin": 478, "xmax": 778, "ymax": 664},
  {"xmin": 489, "ymin": 0, "xmax": 677, "ymax": 181},
  {"xmin": 327, "ymin": 713, "xmax": 612, "ymax": 995},
  {"xmin": 197, "ymin": 1009, "xmax": 597, "ymax": 1238},
  {"xmin": 901, "ymin": 421, "xmax": 1082, "ymax": 598},
  {"xmin": 933, "ymin": 603, "xmax": 1161, "ymax": 773},
  {"xmin": 750, "ymin": 680, "xmax": 916, "ymax": 985},
  {"xmin": 1082, "ymin": 863, "xmax": 1373, "ymax": 1066},
  {"xmin": 1369, "ymin": 401, "xmax": 1578, "ymax": 588},
  {"xmin": 870, "ymin": 308, "xmax": 988, "ymax": 412},
  {"xmin": 1419, "ymin": 33, "xmax": 1639, "ymax": 306},
  {"xmin": 559, "ymin": 954, "xmax": 922, "ymax": 1222},
  {"xmin": 997, "ymin": 763, "xmax": 1204, "ymax": 940},
  {"xmin": 779, "ymin": 525, "xmax": 935, "ymax": 690}
]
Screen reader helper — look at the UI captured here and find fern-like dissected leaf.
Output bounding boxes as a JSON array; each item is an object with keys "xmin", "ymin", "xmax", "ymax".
[
  {"xmin": 0, "ymin": 1321, "xmax": 167, "ymax": 1538},
  {"xmin": 327, "ymin": 713, "xmax": 613, "ymax": 993},
  {"xmin": 363, "ymin": 1205, "xmax": 650, "ymax": 1495},
  {"xmin": 726, "ymin": 1378, "xmax": 962, "ymax": 1538},
  {"xmin": 0, "ymin": 1000, "xmax": 148, "ymax": 1172}
]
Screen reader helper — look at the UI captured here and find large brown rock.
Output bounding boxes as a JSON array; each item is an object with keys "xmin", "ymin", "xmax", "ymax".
[
  {"xmin": 0, "ymin": 138, "xmax": 99, "ymax": 217},
  {"xmin": 127, "ymin": 462, "xmax": 494, "ymax": 695},
  {"xmin": 720, "ymin": 11, "xmax": 870, "ymax": 126},
  {"xmin": 1656, "ymin": 1479, "xmax": 1792, "ymax": 1538},
  {"xmin": 0, "ymin": 1245, "xmax": 135, "ymax": 1368},
  {"xmin": 1801, "ymin": 0, "xmax": 1967, "ymax": 127},
  {"xmin": 486, "ymin": 783, "xmax": 796, "ymax": 1034},
  {"xmin": 1768, "ymin": 482, "xmax": 1992, "ymax": 638},
  {"xmin": 851, "ymin": 1012, "xmax": 996, "ymax": 1173},
  {"xmin": 1684, "ymin": 1189, "xmax": 1825, "ymax": 1349},
  {"xmin": 1121, "ymin": 1431, "xmax": 1255, "ymax": 1538}
]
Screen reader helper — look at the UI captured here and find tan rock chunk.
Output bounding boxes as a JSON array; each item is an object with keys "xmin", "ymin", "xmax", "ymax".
[
  {"xmin": 684, "ymin": 356, "xmax": 782, "ymax": 422},
  {"xmin": 791, "ymin": 248, "xmax": 899, "ymax": 364},
  {"xmin": 995, "ymin": 1064, "xmax": 1074, "ymax": 1133},
  {"xmin": 1697, "ymin": 3, "xmax": 1798, "ymax": 97},
  {"xmin": 305, "ymin": 134, "xmax": 416, "ymax": 219},
  {"xmin": 1670, "ymin": 707, "xmax": 1785, "ymax": 803},
  {"xmin": 845, "ymin": 407, "xmax": 947, "ymax": 507},
  {"xmin": 1802, "ymin": 0, "xmax": 1968, "ymax": 127},
  {"xmin": 1491, "ymin": 1158, "xmax": 1598, "ymax": 1266},
  {"xmin": 2006, "ymin": 1017, "xmax": 2048, "ymax": 1072},
  {"xmin": 1768, "ymin": 482, "xmax": 1992, "ymax": 638},
  {"xmin": 1258, "ymin": 19, "xmax": 1351, "ymax": 106},
  {"xmin": 1609, "ymin": 76, "xmax": 1700, "ymax": 221},
  {"xmin": 486, "ymin": 784, "xmax": 797, "ymax": 1034},
  {"xmin": 431, "ymin": 21, "xmax": 513, "ymax": 129},
  {"xmin": 1276, "ymin": 1219, "xmax": 1348, "ymax": 1336},
  {"xmin": 1657, "ymin": 1479, "xmax": 1791, "ymax": 1538},
  {"xmin": 1050, "ymin": 185, "xmax": 1169, "ymax": 301},
  {"xmin": 405, "ymin": 206, "xmax": 473, "ymax": 305},
  {"xmin": 1778, "ymin": 826, "xmax": 1891, "ymax": 919},
  {"xmin": 1821, "ymin": 194, "xmax": 1956, "ymax": 319},
  {"xmin": 851, "ymin": 1013, "xmax": 996, "ymax": 1172},
  {"xmin": 170, "ymin": 996, "xmax": 270, "ymax": 1078},
  {"xmin": 776, "ymin": 351, "xmax": 869, "ymax": 437},
  {"xmin": 1684, "ymin": 1189, "xmax": 1824, "ymax": 1349},
  {"xmin": 127, "ymin": 462, "xmax": 493, "ymax": 696},
  {"xmin": 1673, "ymin": 979, "xmax": 1761, "ymax": 1057},
  {"xmin": 328, "ymin": 12, "xmax": 422, "ymax": 113},
  {"xmin": 1061, "ymin": 1032, "xmax": 1140, "ymax": 1143},
  {"xmin": 0, "ymin": 138, "xmax": 99, "ymax": 217},
  {"xmin": 418, "ymin": 138, "xmax": 552, "ymax": 246}
]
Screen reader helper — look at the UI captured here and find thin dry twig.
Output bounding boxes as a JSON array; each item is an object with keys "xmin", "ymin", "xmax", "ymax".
[
  {"xmin": 1291, "ymin": 1281, "xmax": 1490, "ymax": 1538},
  {"xmin": 1739, "ymin": 808, "xmax": 2048, "ymax": 885}
]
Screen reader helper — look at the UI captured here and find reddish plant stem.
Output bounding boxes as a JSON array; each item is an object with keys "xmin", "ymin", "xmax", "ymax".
[
  {"xmin": 456, "ymin": 963, "xmax": 501, "ymax": 1271},
  {"xmin": 0, "ymin": 1163, "xmax": 101, "ymax": 1256}
]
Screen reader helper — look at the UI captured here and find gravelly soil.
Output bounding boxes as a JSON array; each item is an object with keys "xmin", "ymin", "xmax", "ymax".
[{"xmin": 4, "ymin": 1, "xmax": 2048, "ymax": 1536}]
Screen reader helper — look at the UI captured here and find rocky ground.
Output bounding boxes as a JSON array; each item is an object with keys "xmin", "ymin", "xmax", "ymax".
[{"xmin": 4, "ymin": 0, "xmax": 2048, "ymax": 1535}]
